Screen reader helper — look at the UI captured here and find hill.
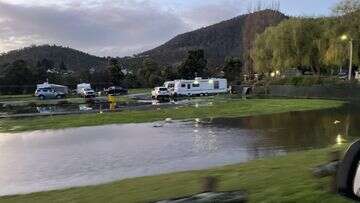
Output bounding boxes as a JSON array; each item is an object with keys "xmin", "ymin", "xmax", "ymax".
[
  {"xmin": 0, "ymin": 45, "xmax": 108, "ymax": 72},
  {"xmin": 0, "ymin": 10, "xmax": 288, "ymax": 77},
  {"xmin": 138, "ymin": 9, "xmax": 288, "ymax": 70}
]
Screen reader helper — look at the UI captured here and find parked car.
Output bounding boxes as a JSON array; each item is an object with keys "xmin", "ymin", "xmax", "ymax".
[
  {"xmin": 151, "ymin": 87, "xmax": 170, "ymax": 100},
  {"xmin": 35, "ymin": 87, "xmax": 66, "ymax": 100},
  {"xmin": 338, "ymin": 71, "xmax": 348, "ymax": 80},
  {"xmin": 76, "ymin": 83, "xmax": 92, "ymax": 95},
  {"xmin": 79, "ymin": 88, "xmax": 96, "ymax": 98},
  {"xmin": 105, "ymin": 86, "xmax": 128, "ymax": 96}
]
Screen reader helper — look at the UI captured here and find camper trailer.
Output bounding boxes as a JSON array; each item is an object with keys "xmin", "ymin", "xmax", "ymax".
[
  {"xmin": 171, "ymin": 77, "xmax": 227, "ymax": 97},
  {"xmin": 36, "ymin": 82, "xmax": 69, "ymax": 94}
]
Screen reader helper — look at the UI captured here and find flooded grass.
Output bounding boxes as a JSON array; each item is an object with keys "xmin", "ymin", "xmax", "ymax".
[
  {"xmin": 0, "ymin": 146, "xmax": 350, "ymax": 203},
  {"xmin": 0, "ymin": 99, "xmax": 345, "ymax": 133}
]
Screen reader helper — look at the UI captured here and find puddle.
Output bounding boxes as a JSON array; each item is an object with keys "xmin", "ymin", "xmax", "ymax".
[{"xmin": 0, "ymin": 104, "xmax": 359, "ymax": 196}]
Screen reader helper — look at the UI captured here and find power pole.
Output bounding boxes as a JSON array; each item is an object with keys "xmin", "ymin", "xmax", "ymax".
[{"xmin": 348, "ymin": 39, "xmax": 353, "ymax": 80}]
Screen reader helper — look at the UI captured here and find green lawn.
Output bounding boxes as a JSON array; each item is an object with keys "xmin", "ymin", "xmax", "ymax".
[
  {"xmin": 128, "ymin": 88, "xmax": 151, "ymax": 94},
  {"xmin": 0, "ymin": 99, "xmax": 344, "ymax": 133},
  {"xmin": 0, "ymin": 147, "xmax": 350, "ymax": 203}
]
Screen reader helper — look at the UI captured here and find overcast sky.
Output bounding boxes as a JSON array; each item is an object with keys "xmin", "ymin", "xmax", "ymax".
[{"xmin": 0, "ymin": 0, "xmax": 339, "ymax": 57}]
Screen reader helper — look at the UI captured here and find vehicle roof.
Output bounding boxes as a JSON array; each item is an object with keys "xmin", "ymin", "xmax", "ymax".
[{"xmin": 173, "ymin": 78, "xmax": 226, "ymax": 83}]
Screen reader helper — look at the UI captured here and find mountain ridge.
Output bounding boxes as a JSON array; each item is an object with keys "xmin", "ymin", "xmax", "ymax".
[{"xmin": 0, "ymin": 9, "xmax": 288, "ymax": 73}]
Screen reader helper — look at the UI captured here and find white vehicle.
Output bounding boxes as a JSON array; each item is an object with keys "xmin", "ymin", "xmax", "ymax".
[
  {"xmin": 37, "ymin": 82, "xmax": 69, "ymax": 94},
  {"xmin": 164, "ymin": 81, "xmax": 175, "ymax": 92},
  {"xmin": 172, "ymin": 77, "xmax": 227, "ymax": 97},
  {"xmin": 151, "ymin": 87, "xmax": 170, "ymax": 100},
  {"xmin": 77, "ymin": 83, "xmax": 95, "ymax": 98},
  {"xmin": 79, "ymin": 88, "xmax": 96, "ymax": 98}
]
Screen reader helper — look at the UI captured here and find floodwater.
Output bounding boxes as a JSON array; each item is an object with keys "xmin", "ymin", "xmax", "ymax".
[
  {"xmin": 0, "ymin": 104, "xmax": 359, "ymax": 196},
  {"xmin": 0, "ymin": 98, "xmax": 206, "ymax": 116}
]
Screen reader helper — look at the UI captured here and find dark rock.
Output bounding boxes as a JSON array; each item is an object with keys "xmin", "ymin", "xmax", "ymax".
[
  {"xmin": 313, "ymin": 161, "xmax": 340, "ymax": 178},
  {"xmin": 155, "ymin": 191, "xmax": 247, "ymax": 203}
]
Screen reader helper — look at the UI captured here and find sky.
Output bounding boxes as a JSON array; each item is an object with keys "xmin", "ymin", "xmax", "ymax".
[{"xmin": 0, "ymin": 0, "xmax": 340, "ymax": 57}]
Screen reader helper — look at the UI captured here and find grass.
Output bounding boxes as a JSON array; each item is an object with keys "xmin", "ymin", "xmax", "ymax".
[
  {"xmin": 0, "ymin": 89, "xmax": 149, "ymax": 104},
  {"xmin": 128, "ymin": 88, "xmax": 151, "ymax": 94},
  {"xmin": 0, "ymin": 99, "xmax": 344, "ymax": 133},
  {"xmin": 0, "ymin": 94, "xmax": 140, "ymax": 107},
  {"xmin": 0, "ymin": 147, "xmax": 350, "ymax": 203}
]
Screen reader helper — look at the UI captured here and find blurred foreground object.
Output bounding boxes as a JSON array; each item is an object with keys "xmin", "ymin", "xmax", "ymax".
[
  {"xmin": 313, "ymin": 150, "xmax": 341, "ymax": 192},
  {"xmin": 155, "ymin": 191, "xmax": 247, "ymax": 203},
  {"xmin": 156, "ymin": 176, "xmax": 247, "ymax": 203}
]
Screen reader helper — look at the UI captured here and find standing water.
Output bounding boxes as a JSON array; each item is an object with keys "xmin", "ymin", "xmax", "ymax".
[{"xmin": 0, "ymin": 104, "xmax": 359, "ymax": 196}]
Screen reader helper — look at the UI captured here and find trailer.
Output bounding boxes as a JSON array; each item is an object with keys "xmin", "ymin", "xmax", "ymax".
[
  {"xmin": 171, "ymin": 77, "xmax": 227, "ymax": 97},
  {"xmin": 36, "ymin": 82, "xmax": 69, "ymax": 94}
]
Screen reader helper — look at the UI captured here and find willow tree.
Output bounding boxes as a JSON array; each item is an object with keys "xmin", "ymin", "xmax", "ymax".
[
  {"xmin": 251, "ymin": 27, "xmax": 275, "ymax": 73},
  {"xmin": 251, "ymin": 18, "xmax": 325, "ymax": 74}
]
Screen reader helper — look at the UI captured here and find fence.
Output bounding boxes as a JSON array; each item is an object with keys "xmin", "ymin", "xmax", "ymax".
[{"xmin": 263, "ymin": 84, "xmax": 360, "ymax": 100}]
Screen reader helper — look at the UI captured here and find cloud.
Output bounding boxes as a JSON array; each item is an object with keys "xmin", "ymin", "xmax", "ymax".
[
  {"xmin": 0, "ymin": 0, "xmax": 253, "ymax": 57},
  {"xmin": 178, "ymin": 0, "xmax": 244, "ymax": 29},
  {"xmin": 0, "ymin": 0, "xmax": 189, "ymax": 56}
]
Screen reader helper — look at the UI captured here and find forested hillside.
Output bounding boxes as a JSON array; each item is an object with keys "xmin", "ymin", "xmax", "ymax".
[
  {"xmin": 138, "ymin": 9, "xmax": 287, "ymax": 69},
  {"xmin": 0, "ymin": 45, "xmax": 108, "ymax": 72}
]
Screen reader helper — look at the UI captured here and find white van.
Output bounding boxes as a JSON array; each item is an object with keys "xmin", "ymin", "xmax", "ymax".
[
  {"xmin": 77, "ymin": 83, "xmax": 95, "ymax": 97},
  {"xmin": 172, "ymin": 77, "xmax": 227, "ymax": 97}
]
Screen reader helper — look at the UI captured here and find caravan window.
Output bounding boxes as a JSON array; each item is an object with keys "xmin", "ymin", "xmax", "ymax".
[
  {"xmin": 192, "ymin": 83, "xmax": 200, "ymax": 87},
  {"xmin": 181, "ymin": 84, "xmax": 186, "ymax": 88},
  {"xmin": 214, "ymin": 81, "xmax": 220, "ymax": 89}
]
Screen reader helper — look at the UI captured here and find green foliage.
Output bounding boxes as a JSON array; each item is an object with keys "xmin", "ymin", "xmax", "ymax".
[
  {"xmin": 223, "ymin": 57, "xmax": 243, "ymax": 84},
  {"xmin": 0, "ymin": 60, "xmax": 35, "ymax": 94},
  {"xmin": 177, "ymin": 49, "xmax": 208, "ymax": 79},
  {"xmin": 108, "ymin": 58, "xmax": 125, "ymax": 86},
  {"xmin": 251, "ymin": 12, "xmax": 360, "ymax": 74},
  {"xmin": 333, "ymin": 0, "xmax": 360, "ymax": 15},
  {"xmin": 136, "ymin": 58, "xmax": 163, "ymax": 87}
]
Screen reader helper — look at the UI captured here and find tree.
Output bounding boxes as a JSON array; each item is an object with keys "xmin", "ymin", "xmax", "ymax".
[
  {"xmin": 177, "ymin": 49, "xmax": 208, "ymax": 79},
  {"xmin": 40, "ymin": 58, "xmax": 55, "ymax": 70},
  {"xmin": 33, "ymin": 60, "xmax": 48, "ymax": 83},
  {"xmin": 161, "ymin": 65, "xmax": 177, "ymax": 81},
  {"xmin": 2, "ymin": 60, "xmax": 34, "ymax": 94},
  {"xmin": 108, "ymin": 58, "xmax": 124, "ymax": 86},
  {"xmin": 137, "ymin": 58, "xmax": 162, "ymax": 87},
  {"xmin": 333, "ymin": 0, "xmax": 360, "ymax": 15},
  {"xmin": 59, "ymin": 61, "xmax": 67, "ymax": 72},
  {"xmin": 223, "ymin": 57, "xmax": 243, "ymax": 84},
  {"xmin": 251, "ymin": 18, "xmax": 329, "ymax": 75}
]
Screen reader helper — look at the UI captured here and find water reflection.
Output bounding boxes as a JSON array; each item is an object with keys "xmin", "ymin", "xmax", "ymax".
[{"xmin": 0, "ymin": 104, "xmax": 359, "ymax": 196}]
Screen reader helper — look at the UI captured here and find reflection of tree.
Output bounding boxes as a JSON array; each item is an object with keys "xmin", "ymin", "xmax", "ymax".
[{"xmin": 210, "ymin": 107, "xmax": 356, "ymax": 150}]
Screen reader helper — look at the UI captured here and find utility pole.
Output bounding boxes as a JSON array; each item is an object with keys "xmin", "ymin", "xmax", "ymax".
[
  {"xmin": 341, "ymin": 34, "xmax": 354, "ymax": 81},
  {"xmin": 348, "ymin": 39, "xmax": 353, "ymax": 81}
]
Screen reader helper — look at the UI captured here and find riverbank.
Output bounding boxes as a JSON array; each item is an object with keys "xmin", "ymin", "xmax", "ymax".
[
  {"xmin": 0, "ymin": 99, "xmax": 344, "ymax": 133},
  {"xmin": 0, "ymin": 146, "xmax": 349, "ymax": 203}
]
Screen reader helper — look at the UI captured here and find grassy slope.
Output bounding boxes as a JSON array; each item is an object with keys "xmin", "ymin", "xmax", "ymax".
[
  {"xmin": 0, "ymin": 99, "xmax": 344, "ymax": 133},
  {"xmin": 0, "ymin": 147, "xmax": 350, "ymax": 203}
]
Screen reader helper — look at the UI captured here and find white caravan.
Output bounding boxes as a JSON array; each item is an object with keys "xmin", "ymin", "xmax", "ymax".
[
  {"xmin": 171, "ymin": 77, "xmax": 227, "ymax": 96},
  {"xmin": 36, "ymin": 82, "xmax": 69, "ymax": 94}
]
